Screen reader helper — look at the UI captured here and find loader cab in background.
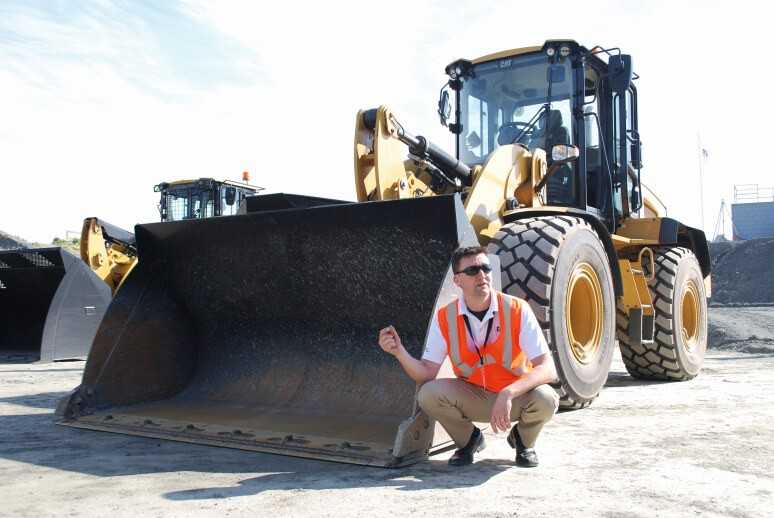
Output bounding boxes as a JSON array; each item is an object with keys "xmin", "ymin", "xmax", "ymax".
[
  {"xmin": 154, "ymin": 178, "xmax": 264, "ymax": 222},
  {"xmin": 441, "ymin": 40, "xmax": 643, "ymax": 233}
]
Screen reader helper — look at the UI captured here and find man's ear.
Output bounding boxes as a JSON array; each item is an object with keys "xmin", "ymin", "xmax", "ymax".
[{"xmin": 452, "ymin": 273, "xmax": 461, "ymax": 289}]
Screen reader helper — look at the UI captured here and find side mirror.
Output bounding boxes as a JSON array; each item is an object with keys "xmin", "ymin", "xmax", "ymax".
[
  {"xmin": 609, "ymin": 54, "xmax": 632, "ymax": 93},
  {"xmin": 225, "ymin": 187, "xmax": 236, "ymax": 206},
  {"xmin": 438, "ymin": 89, "xmax": 451, "ymax": 127},
  {"xmin": 551, "ymin": 144, "xmax": 580, "ymax": 165},
  {"xmin": 535, "ymin": 145, "xmax": 580, "ymax": 195},
  {"xmin": 630, "ymin": 139, "xmax": 643, "ymax": 169},
  {"xmin": 584, "ymin": 77, "xmax": 597, "ymax": 104},
  {"xmin": 631, "ymin": 185, "xmax": 641, "ymax": 212}
]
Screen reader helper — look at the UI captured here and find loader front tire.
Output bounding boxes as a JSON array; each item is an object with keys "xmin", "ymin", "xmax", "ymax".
[
  {"xmin": 616, "ymin": 247, "xmax": 707, "ymax": 380},
  {"xmin": 487, "ymin": 216, "xmax": 616, "ymax": 410}
]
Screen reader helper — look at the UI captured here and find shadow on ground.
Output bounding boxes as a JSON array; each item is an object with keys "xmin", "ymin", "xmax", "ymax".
[
  {"xmin": 0, "ymin": 354, "xmax": 40, "ymax": 364},
  {"xmin": 603, "ymin": 370, "xmax": 665, "ymax": 388},
  {"xmin": 0, "ymin": 369, "xmax": 83, "ymax": 374},
  {"xmin": 0, "ymin": 355, "xmax": 86, "ymax": 366},
  {"xmin": 0, "ymin": 391, "xmax": 70, "ymax": 409},
  {"xmin": 0, "ymin": 391, "xmax": 509, "ymax": 492},
  {"xmin": 163, "ymin": 459, "xmax": 511, "ymax": 500}
]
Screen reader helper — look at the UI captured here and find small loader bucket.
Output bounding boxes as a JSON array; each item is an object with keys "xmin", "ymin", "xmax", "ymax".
[
  {"xmin": 58, "ymin": 195, "xmax": 477, "ymax": 466},
  {"xmin": 0, "ymin": 248, "xmax": 111, "ymax": 362}
]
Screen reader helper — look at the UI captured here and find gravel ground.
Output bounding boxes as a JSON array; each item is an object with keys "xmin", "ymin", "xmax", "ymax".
[
  {"xmin": 1, "ymin": 339, "xmax": 773, "ymax": 518},
  {"xmin": 709, "ymin": 307, "xmax": 774, "ymax": 353}
]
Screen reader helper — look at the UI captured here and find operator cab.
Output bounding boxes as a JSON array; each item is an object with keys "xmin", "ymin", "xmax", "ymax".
[
  {"xmin": 439, "ymin": 40, "xmax": 643, "ymax": 233},
  {"xmin": 154, "ymin": 178, "xmax": 264, "ymax": 222}
]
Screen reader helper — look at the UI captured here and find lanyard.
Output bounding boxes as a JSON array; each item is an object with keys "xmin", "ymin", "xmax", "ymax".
[{"xmin": 462, "ymin": 314, "xmax": 494, "ymax": 366}]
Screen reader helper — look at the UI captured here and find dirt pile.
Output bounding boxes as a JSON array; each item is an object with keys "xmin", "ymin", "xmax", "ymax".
[
  {"xmin": 707, "ymin": 238, "xmax": 774, "ymax": 352},
  {"xmin": 0, "ymin": 230, "xmax": 29, "ymax": 250},
  {"xmin": 709, "ymin": 238, "xmax": 774, "ymax": 305}
]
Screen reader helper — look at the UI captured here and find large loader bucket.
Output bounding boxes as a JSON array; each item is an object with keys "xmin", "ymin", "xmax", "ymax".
[
  {"xmin": 0, "ymin": 248, "xmax": 111, "ymax": 362},
  {"xmin": 58, "ymin": 195, "xmax": 478, "ymax": 467}
]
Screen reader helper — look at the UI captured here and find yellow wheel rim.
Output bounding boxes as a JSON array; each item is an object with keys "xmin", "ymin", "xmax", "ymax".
[
  {"xmin": 681, "ymin": 280, "xmax": 700, "ymax": 350},
  {"xmin": 566, "ymin": 262, "xmax": 604, "ymax": 364}
]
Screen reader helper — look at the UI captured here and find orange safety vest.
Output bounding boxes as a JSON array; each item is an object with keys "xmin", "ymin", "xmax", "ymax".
[{"xmin": 437, "ymin": 291, "xmax": 532, "ymax": 392}]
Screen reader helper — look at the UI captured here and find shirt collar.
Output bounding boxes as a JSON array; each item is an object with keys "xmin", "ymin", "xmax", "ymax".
[{"xmin": 458, "ymin": 291, "xmax": 498, "ymax": 321}]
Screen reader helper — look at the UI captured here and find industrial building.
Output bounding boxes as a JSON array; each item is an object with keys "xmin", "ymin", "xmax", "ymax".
[{"xmin": 731, "ymin": 184, "xmax": 774, "ymax": 240}]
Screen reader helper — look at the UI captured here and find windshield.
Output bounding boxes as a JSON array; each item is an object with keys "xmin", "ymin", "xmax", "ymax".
[
  {"xmin": 457, "ymin": 52, "xmax": 574, "ymax": 165},
  {"xmin": 162, "ymin": 187, "xmax": 215, "ymax": 221}
]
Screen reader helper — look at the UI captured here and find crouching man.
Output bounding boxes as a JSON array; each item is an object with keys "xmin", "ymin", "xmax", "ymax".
[{"xmin": 378, "ymin": 246, "xmax": 559, "ymax": 467}]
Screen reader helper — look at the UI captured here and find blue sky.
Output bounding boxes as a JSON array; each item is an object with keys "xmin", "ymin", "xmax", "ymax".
[
  {"xmin": 1, "ymin": 2, "xmax": 257, "ymax": 97},
  {"xmin": 1, "ymin": 0, "xmax": 770, "ymax": 242}
]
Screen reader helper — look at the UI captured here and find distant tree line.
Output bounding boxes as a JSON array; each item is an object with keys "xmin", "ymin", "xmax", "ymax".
[{"xmin": 51, "ymin": 237, "xmax": 81, "ymax": 255}]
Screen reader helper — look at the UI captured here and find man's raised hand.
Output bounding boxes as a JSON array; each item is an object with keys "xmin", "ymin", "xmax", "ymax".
[{"xmin": 378, "ymin": 325, "xmax": 404, "ymax": 357}]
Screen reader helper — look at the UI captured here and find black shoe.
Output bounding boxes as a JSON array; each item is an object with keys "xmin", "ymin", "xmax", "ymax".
[
  {"xmin": 507, "ymin": 427, "xmax": 539, "ymax": 468},
  {"xmin": 448, "ymin": 427, "xmax": 486, "ymax": 466}
]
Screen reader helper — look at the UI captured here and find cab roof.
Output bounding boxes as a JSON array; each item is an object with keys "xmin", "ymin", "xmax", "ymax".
[
  {"xmin": 470, "ymin": 40, "xmax": 587, "ymax": 65},
  {"xmin": 159, "ymin": 178, "xmax": 264, "ymax": 192}
]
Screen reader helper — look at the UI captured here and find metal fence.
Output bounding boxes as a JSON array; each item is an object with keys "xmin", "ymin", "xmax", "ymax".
[{"xmin": 734, "ymin": 184, "xmax": 774, "ymax": 203}]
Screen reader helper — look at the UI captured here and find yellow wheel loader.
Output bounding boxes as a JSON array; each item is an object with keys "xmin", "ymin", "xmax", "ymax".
[{"xmin": 58, "ymin": 41, "xmax": 710, "ymax": 466}]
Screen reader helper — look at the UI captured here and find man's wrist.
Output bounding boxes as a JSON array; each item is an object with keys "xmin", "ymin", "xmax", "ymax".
[
  {"xmin": 500, "ymin": 385, "xmax": 520, "ymax": 400},
  {"xmin": 394, "ymin": 346, "xmax": 410, "ymax": 361}
]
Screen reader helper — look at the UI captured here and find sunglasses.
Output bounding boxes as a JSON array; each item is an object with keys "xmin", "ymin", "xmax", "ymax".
[{"xmin": 454, "ymin": 264, "xmax": 492, "ymax": 276}]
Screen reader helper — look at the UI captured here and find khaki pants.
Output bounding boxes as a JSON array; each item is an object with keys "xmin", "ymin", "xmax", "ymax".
[{"xmin": 417, "ymin": 378, "xmax": 559, "ymax": 448}]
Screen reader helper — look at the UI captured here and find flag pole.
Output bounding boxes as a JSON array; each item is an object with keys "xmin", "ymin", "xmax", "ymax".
[{"xmin": 697, "ymin": 133, "xmax": 706, "ymax": 232}]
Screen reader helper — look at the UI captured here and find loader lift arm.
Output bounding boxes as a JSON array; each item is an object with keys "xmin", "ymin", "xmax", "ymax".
[{"xmin": 80, "ymin": 218, "xmax": 137, "ymax": 296}]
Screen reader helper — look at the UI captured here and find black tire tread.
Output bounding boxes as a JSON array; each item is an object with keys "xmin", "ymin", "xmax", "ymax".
[
  {"xmin": 616, "ymin": 247, "xmax": 701, "ymax": 381},
  {"xmin": 488, "ymin": 216, "xmax": 602, "ymax": 410}
]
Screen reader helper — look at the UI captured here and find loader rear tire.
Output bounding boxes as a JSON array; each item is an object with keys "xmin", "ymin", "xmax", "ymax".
[
  {"xmin": 487, "ymin": 216, "xmax": 616, "ymax": 410},
  {"xmin": 616, "ymin": 247, "xmax": 707, "ymax": 380}
]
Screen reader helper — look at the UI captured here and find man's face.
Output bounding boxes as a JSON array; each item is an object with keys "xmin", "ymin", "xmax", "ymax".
[{"xmin": 453, "ymin": 253, "xmax": 492, "ymax": 300}]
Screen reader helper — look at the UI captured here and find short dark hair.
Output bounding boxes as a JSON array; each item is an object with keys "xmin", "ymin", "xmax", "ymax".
[{"xmin": 452, "ymin": 246, "xmax": 486, "ymax": 273}]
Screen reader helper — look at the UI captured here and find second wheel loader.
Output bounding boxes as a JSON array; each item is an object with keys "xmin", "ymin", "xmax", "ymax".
[
  {"xmin": 81, "ymin": 177, "xmax": 263, "ymax": 294},
  {"xmin": 59, "ymin": 40, "xmax": 710, "ymax": 467}
]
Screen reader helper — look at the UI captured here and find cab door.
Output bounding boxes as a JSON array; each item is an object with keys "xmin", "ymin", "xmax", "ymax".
[{"xmin": 612, "ymin": 85, "xmax": 643, "ymax": 222}]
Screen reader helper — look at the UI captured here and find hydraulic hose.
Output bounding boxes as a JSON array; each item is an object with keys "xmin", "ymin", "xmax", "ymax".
[
  {"xmin": 399, "ymin": 131, "xmax": 472, "ymax": 187},
  {"xmin": 361, "ymin": 108, "xmax": 472, "ymax": 186}
]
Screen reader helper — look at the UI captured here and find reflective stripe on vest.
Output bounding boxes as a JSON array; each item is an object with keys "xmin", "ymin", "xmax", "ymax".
[
  {"xmin": 445, "ymin": 302, "xmax": 477, "ymax": 377},
  {"xmin": 502, "ymin": 295, "xmax": 515, "ymax": 373},
  {"xmin": 501, "ymin": 296, "xmax": 528, "ymax": 376}
]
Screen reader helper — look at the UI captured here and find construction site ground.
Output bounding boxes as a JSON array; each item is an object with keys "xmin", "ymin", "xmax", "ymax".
[{"xmin": 1, "ymin": 305, "xmax": 773, "ymax": 518}]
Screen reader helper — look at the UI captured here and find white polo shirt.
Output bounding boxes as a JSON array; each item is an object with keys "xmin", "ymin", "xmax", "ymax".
[{"xmin": 422, "ymin": 293, "xmax": 550, "ymax": 365}]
